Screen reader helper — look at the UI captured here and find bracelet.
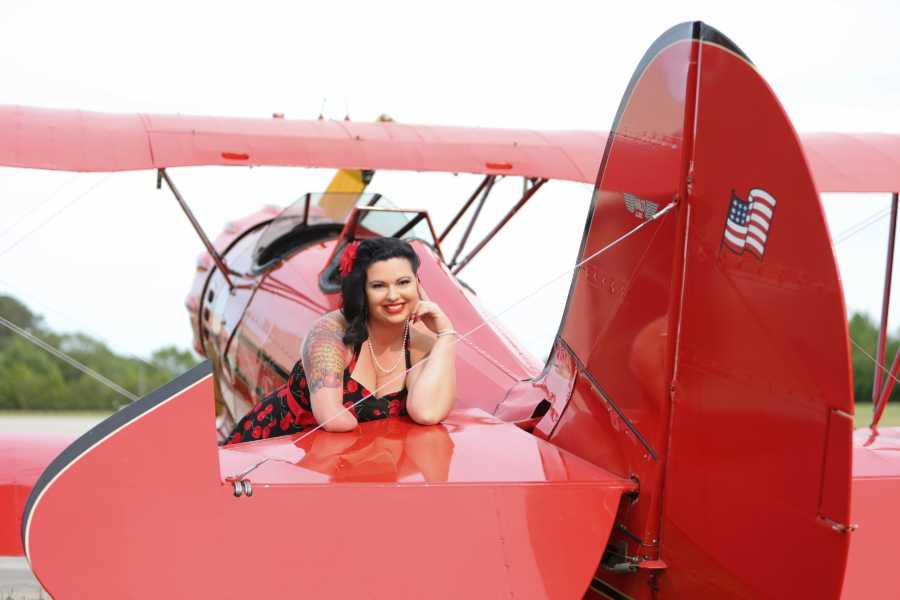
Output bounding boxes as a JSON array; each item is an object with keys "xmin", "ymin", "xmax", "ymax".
[{"xmin": 437, "ymin": 329, "xmax": 456, "ymax": 338}]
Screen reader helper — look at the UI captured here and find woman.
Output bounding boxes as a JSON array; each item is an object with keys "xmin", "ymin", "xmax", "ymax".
[{"xmin": 226, "ymin": 237, "xmax": 456, "ymax": 444}]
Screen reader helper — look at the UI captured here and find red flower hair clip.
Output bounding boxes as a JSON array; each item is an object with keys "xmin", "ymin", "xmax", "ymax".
[{"xmin": 339, "ymin": 241, "xmax": 360, "ymax": 276}]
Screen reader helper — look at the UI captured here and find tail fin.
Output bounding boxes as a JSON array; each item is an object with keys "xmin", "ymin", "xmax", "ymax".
[{"xmin": 545, "ymin": 22, "xmax": 853, "ymax": 599}]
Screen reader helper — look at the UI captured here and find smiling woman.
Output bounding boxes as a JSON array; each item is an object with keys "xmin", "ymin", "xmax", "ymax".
[{"xmin": 225, "ymin": 237, "xmax": 456, "ymax": 444}]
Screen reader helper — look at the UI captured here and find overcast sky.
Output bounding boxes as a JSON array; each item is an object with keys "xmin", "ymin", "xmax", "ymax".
[{"xmin": 1, "ymin": 0, "xmax": 899, "ymax": 365}]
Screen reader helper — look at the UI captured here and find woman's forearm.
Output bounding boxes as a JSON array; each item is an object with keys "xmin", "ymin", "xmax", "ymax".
[{"xmin": 407, "ymin": 335, "xmax": 456, "ymax": 424}]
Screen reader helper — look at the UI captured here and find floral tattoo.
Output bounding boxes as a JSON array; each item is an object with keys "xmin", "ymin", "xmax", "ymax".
[{"xmin": 301, "ymin": 313, "xmax": 347, "ymax": 395}]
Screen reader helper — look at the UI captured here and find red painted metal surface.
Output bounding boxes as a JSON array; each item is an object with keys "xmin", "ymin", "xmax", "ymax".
[
  {"xmin": 842, "ymin": 428, "xmax": 900, "ymax": 598},
  {"xmin": 544, "ymin": 23, "xmax": 854, "ymax": 599},
  {"xmin": 0, "ymin": 105, "xmax": 606, "ymax": 183},
  {"xmin": 0, "ymin": 104, "xmax": 898, "ymax": 193},
  {"xmin": 24, "ymin": 372, "xmax": 632, "ymax": 599},
  {"xmin": 7, "ymin": 19, "xmax": 900, "ymax": 599},
  {"xmin": 0, "ymin": 433, "xmax": 74, "ymax": 555},
  {"xmin": 551, "ymin": 27, "xmax": 693, "ymax": 597},
  {"xmin": 802, "ymin": 133, "xmax": 900, "ymax": 193},
  {"xmin": 659, "ymin": 28, "xmax": 853, "ymax": 599}
]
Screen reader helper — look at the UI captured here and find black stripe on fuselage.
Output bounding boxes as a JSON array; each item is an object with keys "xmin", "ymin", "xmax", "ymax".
[{"xmin": 21, "ymin": 361, "xmax": 213, "ymax": 552}]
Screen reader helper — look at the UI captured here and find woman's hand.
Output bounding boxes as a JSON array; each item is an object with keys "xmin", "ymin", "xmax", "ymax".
[{"xmin": 411, "ymin": 282, "xmax": 453, "ymax": 334}]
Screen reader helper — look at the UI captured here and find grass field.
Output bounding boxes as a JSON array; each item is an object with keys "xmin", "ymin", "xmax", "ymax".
[{"xmin": 853, "ymin": 402, "xmax": 900, "ymax": 428}]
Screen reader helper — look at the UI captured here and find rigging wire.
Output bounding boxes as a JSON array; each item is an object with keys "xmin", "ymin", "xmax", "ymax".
[
  {"xmin": 0, "ymin": 173, "xmax": 79, "ymax": 240},
  {"xmin": 225, "ymin": 201, "xmax": 678, "ymax": 480},
  {"xmin": 0, "ymin": 172, "xmax": 152, "ymax": 405},
  {"xmin": 830, "ymin": 200, "xmax": 900, "ymax": 424},
  {"xmin": 0, "ymin": 277, "xmax": 159, "ymax": 370},
  {"xmin": 849, "ymin": 337, "xmax": 900, "ymax": 389},
  {"xmin": 833, "ymin": 206, "xmax": 892, "ymax": 245},
  {"xmin": 0, "ymin": 174, "xmax": 112, "ymax": 260},
  {"xmin": 0, "ymin": 315, "xmax": 139, "ymax": 403},
  {"xmin": 849, "ymin": 337, "xmax": 900, "ymax": 411},
  {"xmin": 227, "ymin": 196, "xmax": 900, "ymax": 479}
]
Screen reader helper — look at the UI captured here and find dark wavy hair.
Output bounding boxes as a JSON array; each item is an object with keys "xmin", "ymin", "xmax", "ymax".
[{"xmin": 340, "ymin": 237, "xmax": 420, "ymax": 347}]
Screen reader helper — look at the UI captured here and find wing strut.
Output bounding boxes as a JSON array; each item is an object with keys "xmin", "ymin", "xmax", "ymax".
[
  {"xmin": 439, "ymin": 175, "xmax": 493, "ymax": 243},
  {"xmin": 156, "ymin": 168, "xmax": 235, "ymax": 292},
  {"xmin": 452, "ymin": 178, "xmax": 546, "ymax": 275},
  {"xmin": 448, "ymin": 175, "xmax": 497, "ymax": 269},
  {"xmin": 873, "ymin": 191, "xmax": 900, "ymax": 427},
  {"xmin": 873, "ymin": 192, "xmax": 898, "ymax": 405}
]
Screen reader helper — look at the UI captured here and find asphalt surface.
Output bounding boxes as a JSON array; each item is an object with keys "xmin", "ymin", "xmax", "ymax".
[
  {"xmin": 1, "ymin": 414, "xmax": 109, "ymax": 599},
  {"xmin": 0, "ymin": 557, "xmax": 46, "ymax": 599}
]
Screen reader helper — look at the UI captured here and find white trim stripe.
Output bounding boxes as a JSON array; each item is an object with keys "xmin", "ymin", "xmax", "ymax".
[
  {"xmin": 746, "ymin": 236, "xmax": 765, "ymax": 255},
  {"xmin": 748, "ymin": 224, "xmax": 767, "ymax": 243},
  {"xmin": 753, "ymin": 202, "xmax": 773, "ymax": 219},
  {"xmin": 727, "ymin": 221, "xmax": 748, "ymax": 235},
  {"xmin": 750, "ymin": 213, "xmax": 770, "ymax": 230},
  {"xmin": 750, "ymin": 188, "xmax": 777, "ymax": 207},
  {"xmin": 724, "ymin": 229, "xmax": 746, "ymax": 248}
]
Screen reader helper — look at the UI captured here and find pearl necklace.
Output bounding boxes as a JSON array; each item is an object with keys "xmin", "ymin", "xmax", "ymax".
[{"xmin": 367, "ymin": 319, "xmax": 409, "ymax": 374}]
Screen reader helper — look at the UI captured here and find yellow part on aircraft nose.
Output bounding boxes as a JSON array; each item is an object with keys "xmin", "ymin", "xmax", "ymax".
[{"xmin": 320, "ymin": 169, "xmax": 372, "ymax": 221}]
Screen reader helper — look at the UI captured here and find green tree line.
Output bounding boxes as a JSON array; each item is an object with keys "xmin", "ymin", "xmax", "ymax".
[
  {"xmin": 0, "ymin": 294, "xmax": 896, "ymax": 410},
  {"xmin": 849, "ymin": 312, "xmax": 900, "ymax": 404},
  {"xmin": 0, "ymin": 294, "xmax": 198, "ymax": 410}
]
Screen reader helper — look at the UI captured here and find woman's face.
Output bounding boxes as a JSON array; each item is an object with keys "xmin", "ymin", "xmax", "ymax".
[{"xmin": 365, "ymin": 257, "xmax": 419, "ymax": 325}]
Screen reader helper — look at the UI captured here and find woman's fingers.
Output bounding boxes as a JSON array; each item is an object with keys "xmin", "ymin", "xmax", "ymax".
[
  {"xmin": 411, "ymin": 300, "xmax": 432, "ymax": 322},
  {"xmin": 410, "ymin": 300, "xmax": 451, "ymax": 333},
  {"xmin": 417, "ymin": 280, "xmax": 430, "ymax": 302}
]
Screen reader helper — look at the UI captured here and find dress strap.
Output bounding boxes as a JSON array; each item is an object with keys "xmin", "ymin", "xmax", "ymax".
[{"xmin": 404, "ymin": 343, "xmax": 412, "ymax": 370}]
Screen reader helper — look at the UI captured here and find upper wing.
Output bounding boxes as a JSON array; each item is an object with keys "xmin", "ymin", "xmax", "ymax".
[
  {"xmin": 1, "ymin": 105, "xmax": 897, "ymax": 193},
  {"xmin": 0, "ymin": 105, "xmax": 606, "ymax": 183},
  {"xmin": 801, "ymin": 132, "xmax": 900, "ymax": 193}
]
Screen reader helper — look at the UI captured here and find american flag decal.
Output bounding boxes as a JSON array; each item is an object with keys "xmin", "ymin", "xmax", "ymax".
[
  {"xmin": 624, "ymin": 193, "xmax": 659, "ymax": 220},
  {"xmin": 722, "ymin": 188, "xmax": 776, "ymax": 259}
]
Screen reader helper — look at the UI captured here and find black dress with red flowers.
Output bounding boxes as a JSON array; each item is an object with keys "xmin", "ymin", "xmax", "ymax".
[{"xmin": 224, "ymin": 341, "xmax": 410, "ymax": 445}]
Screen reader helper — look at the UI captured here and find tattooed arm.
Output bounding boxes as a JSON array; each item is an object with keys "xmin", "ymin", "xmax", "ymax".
[{"xmin": 301, "ymin": 312, "xmax": 357, "ymax": 432}]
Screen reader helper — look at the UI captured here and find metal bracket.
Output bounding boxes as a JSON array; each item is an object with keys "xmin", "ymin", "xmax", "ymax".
[
  {"xmin": 819, "ymin": 515, "xmax": 858, "ymax": 533},
  {"xmin": 231, "ymin": 479, "xmax": 254, "ymax": 498}
]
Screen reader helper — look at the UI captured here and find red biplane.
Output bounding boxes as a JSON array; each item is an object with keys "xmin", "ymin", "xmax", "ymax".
[{"xmin": 2, "ymin": 21, "xmax": 900, "ymax": 599}]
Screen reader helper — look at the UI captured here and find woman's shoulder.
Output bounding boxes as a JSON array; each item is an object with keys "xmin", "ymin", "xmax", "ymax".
[
  {"xmin": 408, "ymin": 323, "xmax": 437, "ymax": 363},
  {"xmin": 302, "ymin": 311, "xmax": 352, "ymax": 362},
  {"xmin": 313, "ymin": 310, "xmax": 348, "ymax": 331}
]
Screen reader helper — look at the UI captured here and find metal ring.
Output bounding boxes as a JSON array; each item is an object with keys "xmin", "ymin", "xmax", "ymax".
[
  {"xmin": 232, "ymin": 480, "xmax": 243, "ymax": 497},
  {"xmin": 242, "ymin": 480, "xmax": 253, "ymax": 497}
]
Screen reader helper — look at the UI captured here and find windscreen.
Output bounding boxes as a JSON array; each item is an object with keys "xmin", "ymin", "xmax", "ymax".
[
  {"xmin": 252, "ymin": 193, "xmax": 391, "ymax": 270},
  {"xmin": 355, "ymin": 208, "xmax": 435, "ymax": 245}
]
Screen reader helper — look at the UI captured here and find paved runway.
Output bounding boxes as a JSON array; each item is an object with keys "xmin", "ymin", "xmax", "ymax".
[
  {"xmin": 1, "ymin": 413, "xmax": 109, "ymax": 599},
  {"xmin": 0, "ymin": 413, "xmax": 110, "ymax": 434},
  {"xmin": 0, "ymin": 557, "xmax": 46, "ymax": 599}
]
